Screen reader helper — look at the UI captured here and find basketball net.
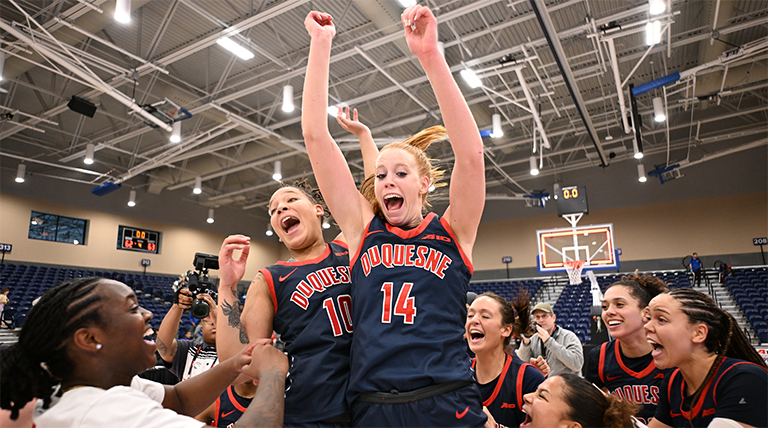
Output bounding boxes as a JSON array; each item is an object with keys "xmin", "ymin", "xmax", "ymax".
[{"xmin": 564, "ymin": 260, "xmax": 586, "ymax": 285}]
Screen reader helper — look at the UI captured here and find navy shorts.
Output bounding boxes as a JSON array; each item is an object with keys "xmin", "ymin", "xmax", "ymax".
[
  {"xmin": 351, "ymin": 384, "xmax": 486, "ymax": 427},
  {"xmin": 284, "ymin": 422, "xmax": 350, "ymax": 428}
]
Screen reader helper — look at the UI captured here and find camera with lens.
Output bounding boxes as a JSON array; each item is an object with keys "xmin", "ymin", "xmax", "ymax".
[{"xmin": 181, "ymin": 253, "xmax": 219, "ymax": 319}]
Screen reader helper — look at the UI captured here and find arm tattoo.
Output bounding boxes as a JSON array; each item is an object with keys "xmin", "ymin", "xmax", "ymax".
[{"xmin": 221, "ymin": 299, "xmax": 249, "ymax": 344}]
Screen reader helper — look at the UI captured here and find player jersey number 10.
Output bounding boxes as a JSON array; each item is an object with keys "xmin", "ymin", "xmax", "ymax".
[{"xmin": 323, "ymin": 294, "xmax": 353, "ymax": 337}]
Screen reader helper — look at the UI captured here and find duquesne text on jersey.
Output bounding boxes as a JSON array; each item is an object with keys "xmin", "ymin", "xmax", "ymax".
[
  {"xmin": 359, "ymin": 243, "xmax": 453, "ymax": 279},
  {"xmin": 290, "ymin": 266, "xmax": 350, "ymax": 310},
  {"xmin": 610, "ymin": 385, "xmax": 659, "ymax": 405}
]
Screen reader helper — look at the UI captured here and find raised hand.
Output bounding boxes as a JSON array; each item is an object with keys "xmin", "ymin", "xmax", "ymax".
[
  {"xmin": 304, "ymin": 11, "xmax": 335, "ymax": 39},
  {"xmin": 336, "ymin": 106, "xmax": 371, "ymax": 139},
  {"xmin": 218, "ymin": 234, "xmax": 251, "ymax": 287},
  {"xmin": 401, "ymin": 5, "xmax": 440, "ymax": 59}
]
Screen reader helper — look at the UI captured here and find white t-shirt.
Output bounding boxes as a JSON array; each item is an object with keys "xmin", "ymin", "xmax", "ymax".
[{"xmin": 34, "ymin": 376, "xmax": 205, "ymax": 428}]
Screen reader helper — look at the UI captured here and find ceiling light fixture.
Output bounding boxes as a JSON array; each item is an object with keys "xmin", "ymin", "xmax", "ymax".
[
  {"xmin": 0, "ymin": 52, "xmax": 5, "ymax": 81},
  {"xmin": 282, "ymin": 85, "xmax": 294, "ymax": 113},
  {"xmin": 114, "ymin": 0, "xmax": 131, "ymax": 23},
  {"xmin": 645, "ymin": 20, "xmax": 661, "ymax": 46},
  {"xmin": 491, "ymin": 113, "xmax": 503, "ymax": 138},
  {"xmin": 272, "ymin": 161, "xmax": 282, "ymax": 181},
  {"xmin": 397, "ymin": 0, "xmax": 417, "ymax": 7},
  {"xmin": 207, "ymin": 208, "xmax": 215, "ymax": 224},
  {"xmin": 193, "ymin": 176, "xmax": 202, "ymax": 195},
  {"xmin": 127, "ymin": 190, "xmax": 136, "ymax": 207},
  {"xmin": 170, "ymin": 121, "xmax": 181, "ymax": 143},
  {"xmin": 649, "ymin": 0, "xmax": 666, "ymax": 15},
  {"xmin": 632, "ymin": 137, "xmax": 644, "ymax": 159},
  {"xmin": 15, "ymin": 163, "xmax": 25, "ymax": 183},
  {"xmin": 638, "ymin": 164, "xmax": 647, "ymax": 182},
  {"xmin": 553, "ymin": 182, "xmax": 560, "ymax": 199},
  {"xmin": 529, "ymin": 156, "xmax": 539, "ymax": 176},
  {"xmin": 437, "ymin": 42, "xmax": 445, "ymax": 58},
  {"xmin": 84, "ymin": 143, "xmax": 94, "ymax": 165},
  {"xmin": 460, "ymin": 69, "xmax": 482, "ymax": 89},
  {"xmin": 266, "ymin": 224, "xmax": 274, "ymax": 237},
  {"xmin": 322, "ymin": 219, "xmax": 331, "ymax": 230},
  {"xmin": 653, "ymin": 97, "xmax": 666, "ymax": 122},
  {"xmin": 216, "ymin": 37, "xmax": 255, "ymax": 60}
]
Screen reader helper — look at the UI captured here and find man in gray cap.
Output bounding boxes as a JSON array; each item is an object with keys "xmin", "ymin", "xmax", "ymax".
[{"xmin": 516, "ymin": 302, "xmax": 583, "ymax": 377}]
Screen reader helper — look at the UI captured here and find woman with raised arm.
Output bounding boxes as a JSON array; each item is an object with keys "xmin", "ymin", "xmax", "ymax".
[
  {"xmin": 302, "ymin": 5, "xmax": 486, "ymax": 426},
  {"xmin": 0, "ymin": 277, "xmax": 287, "ymax": 428},
  {"xmin": 645, "ymin": 288, "xmax": 768, "ymax": 428},
  {"xmin": 584, "ymin": 274, "xmax": 671, "ymax": 425},
  {"xmin": 467, "ymin": 293, "xmax": 546, "ymax": 428},
  {"xmin": 215, "ymin": 115, "xmax": 378, "ymax": 427}
]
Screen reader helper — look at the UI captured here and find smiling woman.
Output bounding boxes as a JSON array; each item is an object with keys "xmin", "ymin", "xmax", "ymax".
[{"xmin": 0, "ymin": 277, "xmax": 288, "ymax": 428}]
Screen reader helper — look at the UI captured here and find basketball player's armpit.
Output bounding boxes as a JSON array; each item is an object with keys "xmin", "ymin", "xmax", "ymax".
[{"xmin": 221, "ymin": 299, "xmax": 249, "ymax": 344}]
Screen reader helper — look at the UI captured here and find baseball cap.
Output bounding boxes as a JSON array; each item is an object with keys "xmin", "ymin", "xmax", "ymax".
[{"xmin": 532, "ymin": 302, "xmax": 553, "ymax": 315}]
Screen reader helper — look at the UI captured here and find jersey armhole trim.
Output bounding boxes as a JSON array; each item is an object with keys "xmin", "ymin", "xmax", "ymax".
[
  {"xmin": 439, "ymin": 216, "xmax": 474, "ymax": 275},
  {"xmin": 260, "ymin": 268, "xmax": 278, "ymax": 315},
  {"xmin": 517, "ymin": 362, "xmax": 533, "ymax": 409},
  {"xmin": 598, "ymin": 342, "xmax": 607, "ymax": 384}
]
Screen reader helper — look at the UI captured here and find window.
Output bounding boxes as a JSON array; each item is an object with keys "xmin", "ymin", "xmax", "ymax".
[{"xmin": 28, "ymin": 211, "xmax": 88, "ymax": 245}]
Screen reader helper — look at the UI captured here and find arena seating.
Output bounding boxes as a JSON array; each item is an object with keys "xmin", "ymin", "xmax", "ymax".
[
  {"xmin": 725, "ymin": 268, "xmax": 768, "ymax": 343},
  {"xmin": 0, "ymin": 263, "xmax": 179, "ymax": 333},
  {"xmin": 469, "ymin": 279, "xmax": 544, "ymax": 303}
]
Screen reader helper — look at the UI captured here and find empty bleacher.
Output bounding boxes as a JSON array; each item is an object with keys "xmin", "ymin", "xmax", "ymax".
[
  {"xmin": 0, "ymin": 263, "xmax": 179, "ymax": 334},
  {"xmin": 725, "ymin": 267, "xmax": 768, "ymax": 343}
]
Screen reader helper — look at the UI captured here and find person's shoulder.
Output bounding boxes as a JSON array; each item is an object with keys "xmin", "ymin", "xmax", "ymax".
[{"xmin": 721, "ymin": 358, "xmax": 768, "ymax": 379}]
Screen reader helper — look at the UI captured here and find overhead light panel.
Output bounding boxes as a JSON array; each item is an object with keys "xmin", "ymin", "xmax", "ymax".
[
  {"xmin": 638, "ymin": 164, "xmax": 647, "ymax": 182},
  {"xmin": 492, "ymin": 113, "xmax": 503, "ymax": 138},
  {"xmin": 15, "ymin": 163, "xmax": 25, "ymax": 183},
  {"xmin": 322, "ymin": 219, "xmax": 331, "ymax": 230},
  {"xmin": 84, "ymin": 144, "xmax": 94, "ymax": 165},
  {"xmin": 0, "ymin": 51, "xmax": 5, "ymax": 81},
  {"xmin": 193, "ymin": 176, "xmax": 202, "ymax": 195},
  {"xmin": 429, "ymin": 184, "xmax": 436, "ymax": 192},
  {"xmin": 437, "ymin": 42, "xmax": 445, "ymax": 58},
  {"xmin": 273, "ymin": 161, "xmax": 282, "ymax": 181},
  {"xmin": 115, "ymin": 0, "xmax": 131, "ymax": 23},
  {"xmin": 649, "ymin": 0, "xmax": 666, "ymax": 15},
  {"xmin": 217, "ymin": 37, "xmax": 255, "ymax": 60},
  {"xmin": 127, "ymin": 190, "xmax": 136, "ymax": 207},
  {"xmin": 653, "ymin": 97, "xmax": 666, "ymax": 122},
  {"xmin": 207, "ymin": 208, "xmax": 215, "ymax": 224},
  {"xmin": 645, "ymin": 20, "xmax": 661, "ymax": 46},
  {"xmin": 529, "ymin": 156, "xmax": 539, "ymax": 176},
  {"xmin": 266, "ymin": 223, "xmax": 274, "ymax": 237},
  {"xmin": 282, "ymin": 85, "xmax": 294, "ymax": 113},
  {"xmin": 460, "ymin": 69, "xmax": 482, "ymax": 89},
  {"xmin": 170, "ymin": 121, "xmax": 181, "ymax": 143},
  {"xmin": 397, "ymin": 0, "xmax": 417, "ymax": 7}
]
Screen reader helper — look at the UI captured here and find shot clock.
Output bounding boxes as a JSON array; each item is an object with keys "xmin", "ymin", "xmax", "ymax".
[
  {"xmin": 117, "ymin": 226, "xmax": 161, "ymax": 254},
  {"xmin": 555, "ymin": 185, "xmax": 588, "ymax": 216}
]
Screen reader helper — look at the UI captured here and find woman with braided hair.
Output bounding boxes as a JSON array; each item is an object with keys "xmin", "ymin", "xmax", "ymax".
[
  {"xmin": 645, "ymin": 288, "xmax": 768, "ymax": 428},
  {"xmin": 0, "ymin": 277, "xmax": 288, "ymax": 427},
  {"xmin": 585, "ymin": 273, "xmax": 673, "ymax": 425}
]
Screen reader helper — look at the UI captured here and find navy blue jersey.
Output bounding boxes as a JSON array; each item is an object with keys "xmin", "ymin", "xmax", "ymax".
[
  {"xmin": 472, "ymin": 353, "xmax": 545, "ymax": 428},
  {"xmin": 213, "ymin": 385, "xmax": 251, "ymax": 428},
  {"xmin": 587, "ymin": 339, "xmax": 670, "ymax": 424},
  {"xmin": 654, "ymin": 357, "xmax": 768, "ymax": 428},
  {"xmin": 262, "ymin": 241, "xmax": 352, "ymax": 424},
  {"xmin": 348, "ymin": 213, "xmax": 475, "ymax": 402}
]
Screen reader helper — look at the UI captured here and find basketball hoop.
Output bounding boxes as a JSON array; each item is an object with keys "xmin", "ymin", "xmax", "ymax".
[{"xmin": 564, "ymin": 260, "xmax": 586, "ymax": 285}]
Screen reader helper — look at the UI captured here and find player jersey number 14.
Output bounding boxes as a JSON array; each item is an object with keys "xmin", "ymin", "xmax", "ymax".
[{"xmin": 381, "ymin": 282, "xmax": 417, "ymax": 324}]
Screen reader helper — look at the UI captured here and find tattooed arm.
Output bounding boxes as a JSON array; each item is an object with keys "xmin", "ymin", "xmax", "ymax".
[
  {"xmin": 156, "ymin": 289, "xmax": 193, "ymax": 363},
  {"xmin": 217, "ymin": 235, "xmax": 253, "ymax": 363},
  {"xmin": 234, "ymin": 342, "xmax": 288, "ymax": 428}
]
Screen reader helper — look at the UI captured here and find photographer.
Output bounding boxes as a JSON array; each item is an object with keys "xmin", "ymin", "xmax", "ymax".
[{"xmin": 156, "ymin": 277, "xmax": 218, "ymax": 382}]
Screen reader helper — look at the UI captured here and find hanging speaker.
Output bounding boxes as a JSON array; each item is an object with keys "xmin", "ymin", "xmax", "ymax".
[{"xmin": 67, "ymin": 96, "xmax": 97, "ymax": 118}]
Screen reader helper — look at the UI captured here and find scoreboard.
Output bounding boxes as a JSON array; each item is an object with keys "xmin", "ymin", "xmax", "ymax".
[
  {"xmin": 556, "ymin": 185, "xmax": 588, "ymax": 216},
  {"xmin": 117, "ymin": 226, "xmax": 160, "ymax": 254}
]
